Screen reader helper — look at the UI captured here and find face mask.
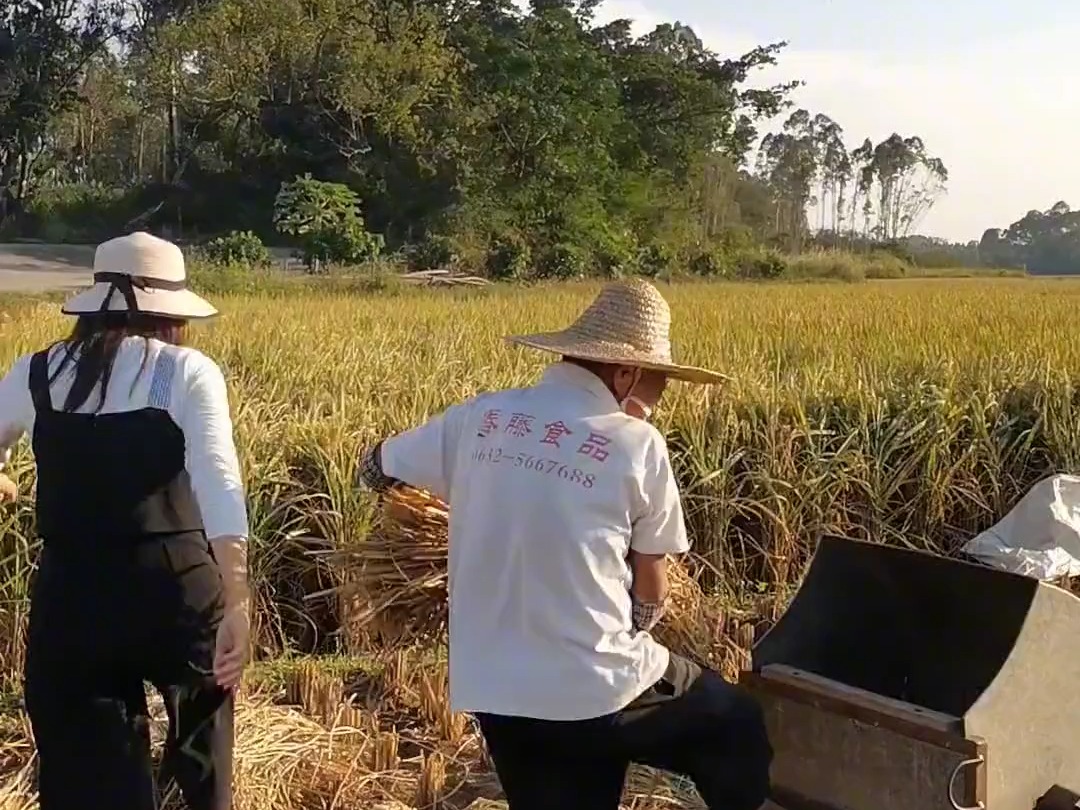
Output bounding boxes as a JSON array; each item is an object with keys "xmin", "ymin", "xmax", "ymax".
[
  {"xmin": 619, "ymin": 369, "xmax": 653, "ymax": 419},
  {"xmin": 622, "ymin": 395, "xmax": 653, "ymax": 419}
]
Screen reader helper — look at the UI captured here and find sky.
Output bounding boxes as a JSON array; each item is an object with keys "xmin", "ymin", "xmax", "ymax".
[{"xmin": 590, "ymin": 0, "xmax": 1080, "ymax": 243}]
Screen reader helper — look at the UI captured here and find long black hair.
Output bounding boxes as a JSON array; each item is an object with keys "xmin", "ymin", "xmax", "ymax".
[{"xmin": 48, "ymin": 312, "xmax": 188, "ymax": 413}]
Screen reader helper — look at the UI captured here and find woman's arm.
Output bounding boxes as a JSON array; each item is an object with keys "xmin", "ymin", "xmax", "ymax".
[
  {"xmin": 0, "ymin": 354, "xmax": 36, "ymax": 478},
  {"xmin": 178, "ymin": 352, "xmax": 251, "ymax": 613}
]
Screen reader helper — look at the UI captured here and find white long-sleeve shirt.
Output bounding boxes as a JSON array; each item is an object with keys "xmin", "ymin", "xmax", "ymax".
[{"xmin": 0, "ymin": 336, "xmax": 249, "ymax": 541}]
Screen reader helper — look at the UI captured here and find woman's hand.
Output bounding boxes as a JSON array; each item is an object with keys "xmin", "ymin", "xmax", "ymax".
[
  {"xmin": 0, "ymin": 473, "xmax": 17, "ymax": 503},
  {"xmin": 208, "ymin": 535, "xmax": 251, "ymax": 689},
  {"xmin": 213, "ymin": 607, "xmax": 249, "ymax": 689}
]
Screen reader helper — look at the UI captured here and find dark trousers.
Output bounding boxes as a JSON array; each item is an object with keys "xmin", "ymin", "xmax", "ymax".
[
  {"xmin": 476, "ymin": 654, "xmax": 773, "ymax": 810},
  {"xmin": 24, "ymin": 536, "xmax": 234, "ymax": 810}
]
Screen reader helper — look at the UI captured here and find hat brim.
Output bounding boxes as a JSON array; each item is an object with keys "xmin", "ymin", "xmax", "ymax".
[
  {"xmin": 505, "ymin": 332, "xmax": 729, "ymax": 385},
  {"xmin": 61, "ymin": 283, "xmax": 218, "ymax": 320}
]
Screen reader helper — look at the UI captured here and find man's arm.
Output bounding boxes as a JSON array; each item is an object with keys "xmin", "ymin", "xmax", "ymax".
[
  {"xmin": 356, "ymin": 404, "xmax": 467, "ymax": 502},
  {"xmin": 628, "ymin": 552, "xmax": 671, "ymax": 631},
  {"xmin": 357, "ymin": 441, "xmax": 400, "ymax": 493},
  {"xmin": 629, "ymin": 434, "xmax": 690, "ymax": 631}
]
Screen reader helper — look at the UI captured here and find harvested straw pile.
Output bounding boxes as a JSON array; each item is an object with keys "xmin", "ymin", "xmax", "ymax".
[
  {"xmin": 0, "ymin": 482, "xmax": 750, "ymax": 810},
  {"xmin": 0, "ymin": 647, "xmax": 707, "ymax": 810},
  {"xmin": 0, "ymin": 485, "xmax": 759, "ymax": 809},
  {"xmin": 335, "ymin": 485, "xmax": 758, "ymax": 680},
  {"xmin": 400, "ymin": 270, "xmax": 491, "ymax": 288},
  {"xmin": 336, "ymin": 486, "xmax": 451, "ymax": 646}
]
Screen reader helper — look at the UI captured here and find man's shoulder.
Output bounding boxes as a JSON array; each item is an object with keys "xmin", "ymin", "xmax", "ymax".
[
  {"xmin": 468, "ymin": 387, "xmax": 518, "ymax": 407},
  {"xmin": 588, "ymin": 411, "xmax": 667, "ymax": 451},
  {"xmin": 457, "ymin": 383, "xmax": 541, "ymax": 416},
  {"xmin": 452, "ymin": 385, "xmax": 668, "ymax": 457}
]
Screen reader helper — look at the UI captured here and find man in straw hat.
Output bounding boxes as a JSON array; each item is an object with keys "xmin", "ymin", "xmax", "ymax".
[
  {"xmin": 0, "ymin": 232, "xmax": 250, "ymax": 809},
  {"xmin": 358, "ymin": 279, "xmax": 772, "ymax": 810}
]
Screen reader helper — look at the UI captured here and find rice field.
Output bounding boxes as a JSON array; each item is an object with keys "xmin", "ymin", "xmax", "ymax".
[{"xmin": 2, "ymin": 275, "xmax": 1080, "ymax": 808}]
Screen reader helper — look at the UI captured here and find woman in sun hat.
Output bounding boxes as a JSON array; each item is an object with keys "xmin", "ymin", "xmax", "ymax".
[
  {"xmin": 356, "ymin": 279, "xmax": 773, "ymax": 810},
  {"xmin": 0, "ymin": 231, "xmax": 250, "ymax": 810}
]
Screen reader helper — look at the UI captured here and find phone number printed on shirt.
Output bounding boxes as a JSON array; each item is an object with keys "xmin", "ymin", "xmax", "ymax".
[{"xmin": 471, "ymin": 447, "xmax": 595, "ymax": 489}]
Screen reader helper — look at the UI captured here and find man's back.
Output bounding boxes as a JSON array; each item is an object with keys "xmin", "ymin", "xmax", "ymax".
[
  {"xmin": 367, "ymin": 281, "xmax": 773, "ymax": 810},
  {"xmin": 381, "ymin": 362, "xmax": 687, "ymax": 720}
]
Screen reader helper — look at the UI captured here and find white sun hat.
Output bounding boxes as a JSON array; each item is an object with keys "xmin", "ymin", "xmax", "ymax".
[
  {"xmin": 61, "ymin": 231, "xmax": 218, "ymax": 320},
  {"xmin": 505, "ymin": 279, "xmax": 728, "ymax": 384}
]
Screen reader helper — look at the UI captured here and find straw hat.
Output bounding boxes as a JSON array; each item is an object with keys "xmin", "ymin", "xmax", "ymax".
[
  {"xmin": 505, "ymin": 279, "xmax": 728, "ymax": 384},
  {"xmin": 62, "ymin": 231, "xmax": 217, "ymax": 320}
]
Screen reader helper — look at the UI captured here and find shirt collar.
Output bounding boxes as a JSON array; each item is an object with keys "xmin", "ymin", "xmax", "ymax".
[{"xmin": 538, "ymin": 362, "xmax": 620, "ymax": 410}]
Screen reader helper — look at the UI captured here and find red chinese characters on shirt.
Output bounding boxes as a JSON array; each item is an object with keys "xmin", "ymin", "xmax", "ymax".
[
  {"xmin": 577, "ymin": 431, "xmax": 611, "ymax": 462},
  {"xmin": 540, "ymin": 421, "xmax": 574, "ymax": 448},
  {"xmin": 477, "ymin": 409, "xmax": 501, "ymax": 438},
  {"xmin": 505, "ymin": 412, "xmax": 534, "ymax": 438}
]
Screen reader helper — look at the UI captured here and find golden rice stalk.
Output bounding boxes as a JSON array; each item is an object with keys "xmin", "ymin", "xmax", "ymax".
[
  {"xmin": 0, "ymin": 757, "xmax": 36, "ymax": 810},
  {"xmin": 625, "ymin": 765, "xmax": 706, "ymax": 809},
  {"xmin": 370, "ymin": 727, "xmax": 401, "ymax": 773},
  {"xmin": 286, "ymin": 660, "xmax": 345, "ymax": 726},
  {"xmin": 383, "ymin": 648, "xmax": 413, "ymax": 700},
  {"xmin": 418, "ymin": 664, "xmax": 469, "ymax": 745},
  {"xmin": 650, "ymin": 561, "xmax": 756, "ymax": 680},
  {"xmin": 414, "ymin": 750, "xmax": 447, "ymax": 809}
]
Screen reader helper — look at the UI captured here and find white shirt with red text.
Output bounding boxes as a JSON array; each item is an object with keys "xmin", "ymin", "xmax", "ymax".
[{"xmin": 380, "ymin": 361, "xmax": 690, "ymax": 721}]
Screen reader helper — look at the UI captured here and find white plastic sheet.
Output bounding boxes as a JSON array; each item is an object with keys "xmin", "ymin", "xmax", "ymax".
[{"xmin": 962, "ymin": 474, "xmax": 1080, "ymax": 580}]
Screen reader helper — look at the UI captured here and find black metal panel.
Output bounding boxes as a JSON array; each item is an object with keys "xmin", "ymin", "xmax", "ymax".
[{"xmin": 751, "ymin": 535, "xmax": 1038, "ymax": 716}]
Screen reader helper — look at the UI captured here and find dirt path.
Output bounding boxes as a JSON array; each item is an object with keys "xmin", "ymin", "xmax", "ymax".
[
  {"xmin": 0, "ymin": 243, "xmax": 94, "ymax": 293},
  {"xmin": 0, "ymin": 243, "xmax": 302, "ymax": 294}
]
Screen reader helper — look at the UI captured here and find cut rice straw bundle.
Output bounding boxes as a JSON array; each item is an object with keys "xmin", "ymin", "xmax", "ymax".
[
  {"xmin": 334, "ymin": 485, "xmax": 450, "ymax": 643},
  {"xmin": 650, "ymin": 560, "xmax": 755, "ymax": 682}
]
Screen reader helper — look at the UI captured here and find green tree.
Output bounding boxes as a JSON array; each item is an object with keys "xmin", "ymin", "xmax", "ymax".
[
  {"xmin": 980, "ymin": 202, "xmax": 1080, "ymax": 274},
  {"xmin": 869, "ymin": 134, "xmax": 948, "ymax": 240},
  {"xmin": 3, "ymin": 0, "xmax": 964, "ymax": 281},
  {"xmin": 757, "ymin": 109, "xmax": 819, "ymax": 250},
  {"xmin": 273, "ymin": 174, "xmax": 384, "ymax": 269},
  {"xmin": 811, "ymin": 113, "xmax": 849, "ymax": 233},
  {"xmin": 0, "ymin": 0, "xmax": 123, "ymax": 216}
]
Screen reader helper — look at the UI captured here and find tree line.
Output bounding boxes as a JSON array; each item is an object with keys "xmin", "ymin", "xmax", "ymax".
[
  {"xmin": 977, "ymin": 203, "xmax": 1080, "ymax": 275},
  {"xmin": 0, "ymin": 0, "xmax": 977, "ymax": 277}
]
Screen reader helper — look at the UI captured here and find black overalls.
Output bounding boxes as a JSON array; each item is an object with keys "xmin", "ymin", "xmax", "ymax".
[{"xmin": 22, "ymin": 347, "xmax": 234, "ymax": 810}]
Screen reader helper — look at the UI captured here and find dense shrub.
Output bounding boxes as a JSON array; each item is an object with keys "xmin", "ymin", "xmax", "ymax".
[
  {"xmin": 734, "ymin": 248, "xmax": 788, "ymax": 280},
  {"xmin": 591, "ymin": 226, "xmax": 639, "ymax": 278},
  {"xmin": 537, "ymin": 242, "xmax": 590, "ymax": 279},
  {"xmin": 273, "ymin": 175, "xmax": 384, "ymax": 269},
  {"xmin": 689, "ymin": 248, "xmax": 733, "ymax": 278},
  {"xmin": 486, "ymin": 232, "xmax": 532, "ymax": 280},
  {"xmin": 405, "ymin": 234, "xmax": 457, "ymax": 271},
  {"xmin": 863, "ymin": 251, "xmax": 913, "ymax": 278},
  {"xmin": 638, "ymin": 243, "xmax": 675, "ymax": 278},
  {"xmin": 202, "ymin": 230, "xmax": 271, "ymax": 267},
  {"xmin": 22, "ymin": 183, "xmax": 138, "ymax": 243}
]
